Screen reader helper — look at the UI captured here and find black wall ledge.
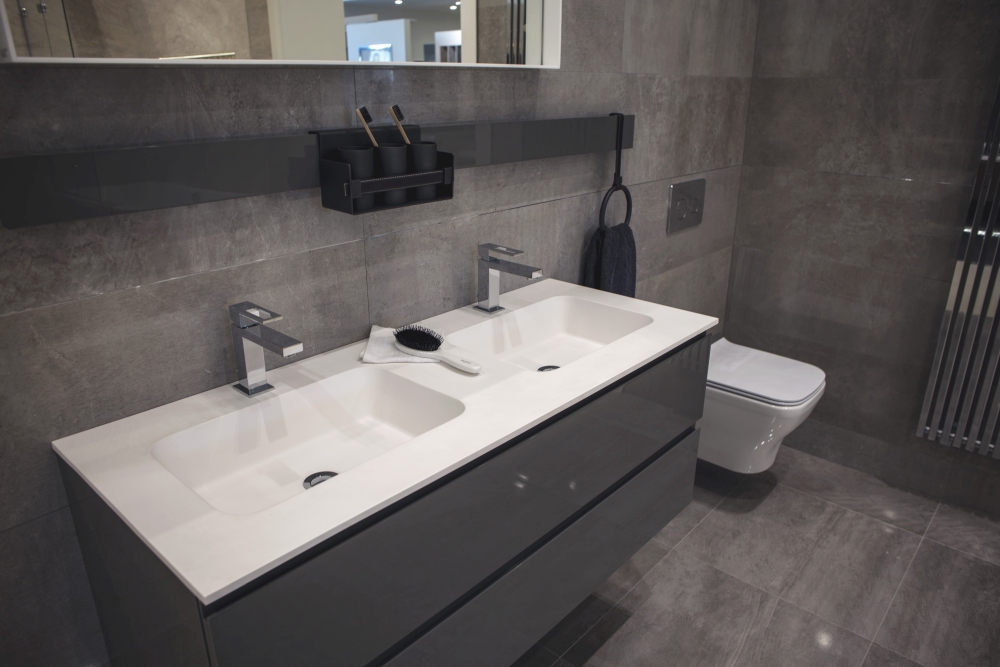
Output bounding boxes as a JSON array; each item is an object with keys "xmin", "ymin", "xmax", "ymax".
[{"xmin": 0, "ymin": 115, "xmax": 633, "ymax": 229}]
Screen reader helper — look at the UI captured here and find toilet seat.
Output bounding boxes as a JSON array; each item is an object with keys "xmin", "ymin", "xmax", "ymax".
[{"xmin": 707, "ymin": 338, "xmax": 826, "ymax": 407}]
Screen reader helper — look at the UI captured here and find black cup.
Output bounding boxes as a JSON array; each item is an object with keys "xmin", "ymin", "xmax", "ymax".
[
  {"xmin": 338, "ymin": 146, "xmax": 375, "ymax": 211},
  {"xmin": 409, "ymin": 141, "xmax": 438, "ymax": 200},
  {"xmin": 378, "ymin": 143, "xmax": 408, "ymax": 206}
]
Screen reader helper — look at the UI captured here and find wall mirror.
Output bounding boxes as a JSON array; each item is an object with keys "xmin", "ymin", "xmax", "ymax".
[{"xmin": 0, "ymin": 0, "xmax": 560, "ymax": 66}]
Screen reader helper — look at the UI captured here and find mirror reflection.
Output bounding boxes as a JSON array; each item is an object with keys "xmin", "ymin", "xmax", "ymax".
[{"xmin": 1, "ymin": 0, "xmax": 554, "ymax": 65}]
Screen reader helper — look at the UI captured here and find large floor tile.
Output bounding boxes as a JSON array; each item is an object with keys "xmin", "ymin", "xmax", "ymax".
[
  {"xmin": 925, "ymin": 503, "xmax": 1000, "ymax": 566},
  {"xmin": 875, "ymin": 540, "xmax": 1000, "ymax": 667},
  {"xmin": 862, "ymin": 644, "xmax": 922, "ymax": 667},
  {"xmin": 539, "ymin": 595, "xmax": 616, "ymax": 657},
  {"xmin": 563, "ymin": 550, "xmax": 775, "ymax": 667},
  {"xmin": 592, "ymin": 539, "xmax": 669, "ymax": 607},
  {"xmin": 780, "ymin": 510, "xmax": 921, "ymax": 639},
  {"xmin": 510, "ymin": 643, "xmax": 562, "ymax": 667},
  {"xmin": 731, "ymin": 599, "xmax": 871, "ymax": 667},
  {"xmin": 676, "ymin": 477, "xmax": 845, "ymax": 594},
  {"xmin": 766, "ymin": 447, "xmax": 939, "ymax": 534}
]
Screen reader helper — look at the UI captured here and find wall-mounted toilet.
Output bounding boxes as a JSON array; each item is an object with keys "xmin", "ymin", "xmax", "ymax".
[{"xmin": 698, "ymin": 338, "xmax": 826, "ymax": 473}]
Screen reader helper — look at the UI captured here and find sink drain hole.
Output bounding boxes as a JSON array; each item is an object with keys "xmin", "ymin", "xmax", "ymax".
[
  {"xmin": 303, "ymin": 471, "xmax": 337, "ymax": 489},
  {"xmin": 537, "ymin": 365, "xmax": 560, "ymax": 372}
]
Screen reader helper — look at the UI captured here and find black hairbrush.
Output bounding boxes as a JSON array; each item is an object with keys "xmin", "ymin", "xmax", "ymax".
[
  {"xmin": 393, "ymin": 325, "xmax": 481, "ymax": 374},
  {"xmin": 389, "ymin": 104, "xmax": 410, "ymax": 144},
  {"xmin": 356, "ymin": 106, "xmax": 378, "ymax": 147}
]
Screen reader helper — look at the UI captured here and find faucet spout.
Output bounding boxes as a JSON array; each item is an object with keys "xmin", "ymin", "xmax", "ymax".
[
  {"xmin": 229, "ymin": 302, "xmax": 303, "ymax": 396},
  {"xmin": 475, "ymin": 244, "xmax": 544, "ymax": 313}
]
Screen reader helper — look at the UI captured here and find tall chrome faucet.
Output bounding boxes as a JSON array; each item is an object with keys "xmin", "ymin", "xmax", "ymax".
[
  {"xmin": 475, "ymin": 243, "xmax": 543, "ymax": 313},
  {"xmin": 229, "ymin": 302, "xmax": 303, "ymax": 396}
]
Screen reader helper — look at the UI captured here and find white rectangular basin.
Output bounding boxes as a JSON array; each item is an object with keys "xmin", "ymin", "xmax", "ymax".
[
  {"xmin": 447, "ymin": 296, "xmax": 654, "ymax": 372},
  {"xmin": 152, "ymin": 368, "xmax": 464, "ymax": 515}
]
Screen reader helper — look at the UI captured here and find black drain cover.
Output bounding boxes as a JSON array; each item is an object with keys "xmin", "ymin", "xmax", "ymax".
[
  {"xmin": 537, "ymin": 365, "xmax": 560, "ymax": 372},
  {"xmin": 303, "ymin": 471, "xmax": 337, "ymax": 489}
]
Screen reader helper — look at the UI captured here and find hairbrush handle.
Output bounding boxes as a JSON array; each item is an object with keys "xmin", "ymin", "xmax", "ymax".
[{"xmin": 394, "ymin": 341, "xmax": 481, "ymax": 374}]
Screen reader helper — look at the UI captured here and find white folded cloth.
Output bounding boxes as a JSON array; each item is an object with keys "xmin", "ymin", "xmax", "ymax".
[{"xmin": 360, "ymin": 325, "xmax": 438, "ymax": 364}]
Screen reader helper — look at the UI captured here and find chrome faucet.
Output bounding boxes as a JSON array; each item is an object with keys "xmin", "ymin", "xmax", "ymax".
[
  {"xmin": 475, "ymin": 243, "xmax": 543, "ymax": 313},
  {"xmin": 229, "ymin": 302, "xmax": 304, "ymax": 396}
]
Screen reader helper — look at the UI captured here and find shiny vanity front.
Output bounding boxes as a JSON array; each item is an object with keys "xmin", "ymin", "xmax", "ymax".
[{"xmin": 54, "ymin": 279, "xmax": 715, "ymax": 667}]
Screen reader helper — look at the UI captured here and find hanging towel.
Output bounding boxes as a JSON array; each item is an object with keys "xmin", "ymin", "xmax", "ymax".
[{"xmin": 583, "ymin": 112, "xmax": 636, "ymax": 297}]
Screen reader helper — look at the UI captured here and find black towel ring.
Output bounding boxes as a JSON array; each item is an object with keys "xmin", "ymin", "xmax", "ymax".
[{"xmin": 599, "ymin": 112, "xmax": 632, "ymax": 230}]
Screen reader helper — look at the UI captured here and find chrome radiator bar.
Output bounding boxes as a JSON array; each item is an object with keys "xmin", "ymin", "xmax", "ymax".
[{"xmin": 918, "ymin": 81, "xmax": 1000, "ymax": 457}]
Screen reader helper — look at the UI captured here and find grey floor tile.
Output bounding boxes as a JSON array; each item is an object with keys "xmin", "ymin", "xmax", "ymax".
[
  {"xmin": 731, "ymin": 599, "xmax": 871, "ymax": 667},
  {"xmin": 676, "ymin": 477, "xmax": 845, "ymax": 594},
  {"xmin": 780, "ymin": 510, "xmax": 921, "ymax": 639},
  {"xmin": 925, "ymin": 503, "xmax": 1000, "ymax": 566},
  {"xmin": 651, "ymin": 459, "xmax": 746, "ymax": 548},
  {"xmin": 875, "ymin": 540, "xmax": 1000, "ymax": 667},
  {"xmin": 592, "ymin": 539, "xmax": 669, "ymax": 606},
  {"xmin": 510, "ymin": 643, "xmax": 562, "ymax": 667},
  {"xmin": 862, "ymin": 644, "xmax": 922, "ymax": 667},
  {"xmin": 766, "ymin": 447, "xmax": 939, "ymax": 534},
  {"xmin": 539, "ymin": 595, "xmax": 616, "ymax": 657},
  {"xmin": 564, "ymin": 549, "xmax": 775, "ymax": 667}
]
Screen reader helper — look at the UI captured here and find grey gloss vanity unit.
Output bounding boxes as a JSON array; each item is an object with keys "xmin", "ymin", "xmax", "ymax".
[{"xmin": 56, "ymin": 282, "xmax": 712, "ymax": 667}]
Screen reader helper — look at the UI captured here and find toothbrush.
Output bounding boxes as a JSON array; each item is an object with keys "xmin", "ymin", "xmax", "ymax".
[
  {"xmin": 356, "ymin": 107, "xmax": 378, "ymax": 147},
  {"xmin": 389, "ymin": 105, "xmax": 411, "ymax": 144}
]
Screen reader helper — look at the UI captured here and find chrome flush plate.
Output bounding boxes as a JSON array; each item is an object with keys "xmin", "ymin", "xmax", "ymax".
[{"xmin": 667, "ymin": 178, "xmax": 706, "ymax": 234}]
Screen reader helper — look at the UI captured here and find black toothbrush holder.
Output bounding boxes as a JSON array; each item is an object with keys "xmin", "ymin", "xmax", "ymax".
[{"xmin": 314, "ymin": 125, "xmax": 453, "ymax": 215}]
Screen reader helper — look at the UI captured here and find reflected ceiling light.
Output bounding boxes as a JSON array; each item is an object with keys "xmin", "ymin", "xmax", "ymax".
[
  {"xmin": 450, "ymin": 4, "xmax": 457, "ymax": 8},
  {"xmin": 456, "ymin": 1, "xmax": 461, "ymax": 4},
  {"xmin": 395, "ymin": 0, "xmax": 402, "ymax": 3}
]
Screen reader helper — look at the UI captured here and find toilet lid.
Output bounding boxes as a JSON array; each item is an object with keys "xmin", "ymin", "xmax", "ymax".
[{"xmin": 707, "ymin": 338, "xmax": 826, "ymax": 406}]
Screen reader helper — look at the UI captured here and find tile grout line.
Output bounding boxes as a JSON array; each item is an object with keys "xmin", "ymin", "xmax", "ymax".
[
  {"xmin": 858, "ymin": 502, "xmax": 940, "ymax": 667},
  {"xmin": 553, "ymin": 479, "xmax": 739, "ymax": 664}
]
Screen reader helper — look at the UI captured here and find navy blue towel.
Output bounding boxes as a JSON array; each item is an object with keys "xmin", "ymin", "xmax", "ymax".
[{"xmin": 583, "ymin": 221, "xmax": 637, "ymax": 297}]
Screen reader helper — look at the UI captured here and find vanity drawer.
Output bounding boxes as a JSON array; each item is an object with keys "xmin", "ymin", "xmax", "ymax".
[
  {"xmin": 385, "ymin": 430, "xmax": 699, "ymax": 667},
  {"xmin": 205, "ymin": 335, "xmax": 709, "ymax": 667}
]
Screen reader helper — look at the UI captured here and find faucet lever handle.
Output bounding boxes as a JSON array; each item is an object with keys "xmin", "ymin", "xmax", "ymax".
[
  {"xmin": 478, "ymin": 243, "xmax": 524, "ymax": 260},
  {"xmin": 229, "ymin": 301, "xmax": 283, "ymax": 328}
]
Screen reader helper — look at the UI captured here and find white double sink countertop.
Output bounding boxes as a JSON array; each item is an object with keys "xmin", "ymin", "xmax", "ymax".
[{"xmin": 53, "ymin": 279, "xmax": 717, "ymax": 604}]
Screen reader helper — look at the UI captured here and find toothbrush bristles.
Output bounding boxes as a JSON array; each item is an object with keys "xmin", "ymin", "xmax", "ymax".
[
  {"xmin": 391, "ymin": 104, "xmax": 405, "ymax": 121},
  {"xmin": 358, "ymin": 106, "xmax": 373, "ymax": 124}
]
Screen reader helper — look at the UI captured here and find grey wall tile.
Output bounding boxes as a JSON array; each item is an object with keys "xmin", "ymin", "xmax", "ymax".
[
  {"xmin": 0, "ymin": 65, "xmax": 356, "ymax": 156},
  {"xmin": 743, "ymin": 77, "xmax": 992, "ymax": 184},
  {"xmin": 621, "ymin": 75, "xmax": 751, "ymax": 185},
  {"xmin": 783, "ymin": 418, "xmax": 888, "ymax": 477},
  {"xmin": 754, "ymin": 0, "xmax": 1000, "ymax": 80},
  {"xmin": 0, "ymin": 241, "xmax": 369, "ymax": 532},
  {"xmin": 942, "ymin": 459, "xmax": 1000, "ymax": 519},
  {"xmin": 365, "ymin": 192, "xmax": 603, "ymax": 328},
  {"xmin": 735, "ymin": 166, "xmax": 967, "ymax": 282},
  {"xmin": 559, "ymin": 0, "xmax": 625, "ymax": 73},
  {"xmin": 0, "ymin": 189, "xmax": 362, "ymax": 317},
  {"xmin": 723, "ymin": 324, "xmax": 930, "ymax": 449},
  {"xmin": 632, "ymin": 166, "xmax": 741, "ymax": 283},
  {"xmin": 0, "ymin": 509, "xmax": 108, "ymax": 667},
  {"xmin": 875, "ymin": 539, "xmax": 1000, "ymax": 667},
  {"xmin": 636, "ymin": 246, "xmax": 732, "ymax": 335},
  {"xmin": 727, "ymin": 246, "xmax": 950, "ymax": 368},
  {"xmin": 513, "ymin": 70, "xmax": 625, "ymax": 120},
  {"xmin": 353, "ymin": 67, "xmax": 519, "ymax": 124},
  {"xmin": 623, "ymin": 0, "xmax": 759, "ymax": 77}
]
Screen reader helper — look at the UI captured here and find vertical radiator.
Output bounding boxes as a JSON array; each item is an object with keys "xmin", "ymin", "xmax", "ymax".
[{"xmin": 918, "ymin": 81, "xmax": 1000, "ymax": 457}]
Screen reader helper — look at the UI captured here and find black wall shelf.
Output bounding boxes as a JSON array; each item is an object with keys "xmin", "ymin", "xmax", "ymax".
[{"xmin": 0, "ymin": 115, "xmax": 633, "ymax": 229}]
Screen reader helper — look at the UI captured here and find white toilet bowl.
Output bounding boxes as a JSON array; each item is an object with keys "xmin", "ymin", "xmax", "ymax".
[{"xmin": 698, "ymin": 338, "xmax": 825, "ymax": 474}]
